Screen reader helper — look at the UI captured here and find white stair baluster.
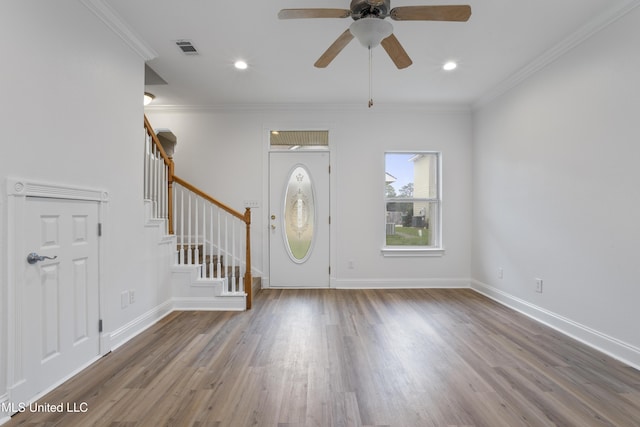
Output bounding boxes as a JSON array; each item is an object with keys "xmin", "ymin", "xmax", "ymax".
[
  {"xmin": 194, "ymin": 197, "xmax": 199, "ymax": 273},
  {"xmin": 179, "ymin": 188, "xmax": 185, "ymax": 265},
  {"xmin": 154, "ymin": 147, "xmax": 159, "ymax": 218},
  {"xmin": 209, "ymin": 205, "xmax": 214, "ymax": 279},
  {"xmin": 144, "ymin": 135, "xmax": 149, "ymax": 200},
  {"xmin": 160, "ymin": 161, "xmax": 167, "ymax": 224},
  {"xmin": 157, "ymin": 156, "xmax": 161, "ymax": 219},
  {"xmin": 151, "ymin": 146, "xmax": 156, "ymax": 216},
  {"xmin": 224, "ymin": 215, "xmax": 228, "ymax": 293},
  {"xmin": 174, "ymin": 183, "xmax": 178, "ymax": 263},
  {"xmin": 217, "ymin": 210, "xmax": 222, "ymax": 280},
  {"xmin": 232, "ymin": 221, "xmax": 236, "ymax": 293},
  {"xmin": 163, "ymin": 164, "xmax": 168, "ymax": 223},
  {"xmin": 187, "ymin": 193, "xmax": 192, "ymax": 264},
  {"xmin": 201, "ymin": 199, "xmax": 205, "ymax": 279},
  {"xmin": 238, "ymin": 227, "xmax": 242, "ymax": 292}
]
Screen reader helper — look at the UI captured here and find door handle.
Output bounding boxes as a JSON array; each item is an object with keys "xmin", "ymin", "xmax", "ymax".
[{"xmin": 27, "ymin": 252, "xmax": 58, "ymax": 264}]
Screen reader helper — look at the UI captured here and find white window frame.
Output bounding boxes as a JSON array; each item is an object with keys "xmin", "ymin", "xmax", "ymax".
[{"xmin": 381, "ymin": 151, "xmax": 444, "ymax": 257}]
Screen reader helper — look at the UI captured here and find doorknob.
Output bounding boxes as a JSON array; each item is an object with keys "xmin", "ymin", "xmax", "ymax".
[
  {"xmin": 27, "ymin": 252, "xmax": 58, "ymax": 264},
  {"xmin": 271, "ymin": 224, "xmax": 276, "ymax": 230},
  {"xmin": 271, "ymin": 215, "xmax": 276, "ymax": 220}
]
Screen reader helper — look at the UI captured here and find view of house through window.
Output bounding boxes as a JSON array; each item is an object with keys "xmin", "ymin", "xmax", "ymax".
[{"xmin": 385, "ymin": 152, "xmax": 441, "ymax": 248}]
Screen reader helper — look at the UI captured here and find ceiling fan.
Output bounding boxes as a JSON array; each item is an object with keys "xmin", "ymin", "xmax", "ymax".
[{"xmin": 278, "ymin": 0, "xmax": 471, "ymax": 69}]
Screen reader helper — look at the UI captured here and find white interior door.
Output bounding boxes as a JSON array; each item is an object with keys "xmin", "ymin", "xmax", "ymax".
[
  {"xmin": 269, "ymin": 151, "xmax": 330, "ymax": 287},
  {"xmin": 19, "ymin": 197, "xmax": 100, "ymax": 402}
]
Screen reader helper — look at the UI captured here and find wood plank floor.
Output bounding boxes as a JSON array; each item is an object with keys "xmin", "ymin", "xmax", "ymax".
[{"xmin": 6, "ymin": 289, "xmax": 640, "ymax": 426}]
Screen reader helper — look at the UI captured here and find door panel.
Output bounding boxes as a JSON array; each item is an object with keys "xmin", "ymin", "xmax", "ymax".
[
  {"xmin": 269, "ymin": 151, "xmax": 330, "ymax": 287},
  {"xmin": 22, "ymin": 197, "xmax": 100, "ymax": 400}
]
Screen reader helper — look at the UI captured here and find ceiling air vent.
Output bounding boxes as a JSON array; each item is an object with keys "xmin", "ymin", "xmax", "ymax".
[{"xmin": 175, "ymin": 40, "xmax": 199, "ymax": 55}]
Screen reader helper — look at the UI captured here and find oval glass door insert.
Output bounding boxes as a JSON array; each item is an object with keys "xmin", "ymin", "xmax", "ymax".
[{"xmin": 283, "ymin": 166, "xmax": 315, "ymax": 262}]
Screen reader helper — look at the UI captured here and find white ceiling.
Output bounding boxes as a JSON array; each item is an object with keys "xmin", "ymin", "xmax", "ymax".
[{"xmin": 105, "ymin": 0, "xmax": 638, "ymax": 108}]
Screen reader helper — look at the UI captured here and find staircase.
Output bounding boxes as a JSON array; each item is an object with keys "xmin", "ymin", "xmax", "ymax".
[
  {"xmin": 179, "ymin": 245, "xmax": 241, "ymax": 291},
  {"xmin": 143, "ymin": 115, "xmax": 253, "ymax": 310}
]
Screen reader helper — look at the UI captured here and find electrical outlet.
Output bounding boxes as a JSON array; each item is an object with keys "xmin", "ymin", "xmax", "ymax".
[
  {"xmin": 129, "ymin": 289, "xmax": 135, "ymax": 304},
  {"xmin": 535, "ymin": 278, "xmax": 543, "ymax": 293},
  {"xmin": 498, "ymin": 268, "xmax": 504, "ymax": 279}
]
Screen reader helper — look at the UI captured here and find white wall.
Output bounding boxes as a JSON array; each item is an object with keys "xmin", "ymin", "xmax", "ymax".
[
  {"xmin": 472, "ymin": 6, "xmax": 640, "ymax": 367},
  {"xmin": 146, "ymin": 106, "xmax": 473, "ymax": 288},
  {"xmin": 0, "ymin": 0, "xmax": 172, "ymax": 409}
]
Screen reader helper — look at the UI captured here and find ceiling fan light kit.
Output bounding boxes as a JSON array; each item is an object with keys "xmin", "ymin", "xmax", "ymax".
[
  {"xmin": 349, "ymin": 17, "xmax": 393, "ymax": 48},
  {"xmin": 278, "ymin": 0, "xmax": 471, "ymax": 106}
]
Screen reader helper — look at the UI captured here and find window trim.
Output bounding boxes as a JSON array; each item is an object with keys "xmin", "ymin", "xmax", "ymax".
[{"xmin": 382, "ymin": 151, "xmax": 444, "ymax": 257}]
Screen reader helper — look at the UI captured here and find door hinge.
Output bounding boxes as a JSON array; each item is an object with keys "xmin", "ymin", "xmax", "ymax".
[
  {"xmin": 98, "ymin": 319, "xmax": 103, "ymax": 333},
  {"xmin": 329, "ymin": 216, "xmax": 331, "ymax": 225},
  {"xmin": 98, "ymin": 223, "xmax": 102, "ymax": 237},
  {"xmin": 329, "ymin": 266, "xmax": 331, "ymax": 275},
  {"xmin": 329, "ymin": 165, "xmax": 331, "ymax": 174}
]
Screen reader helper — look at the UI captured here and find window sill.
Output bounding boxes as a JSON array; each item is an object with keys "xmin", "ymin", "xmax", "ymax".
[{"xmin": 381, "ymin": 247, "xmax": 445, "ymax": 257}]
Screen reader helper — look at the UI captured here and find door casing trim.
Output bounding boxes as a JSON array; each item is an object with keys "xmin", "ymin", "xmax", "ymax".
[
  {"xmin": 5, "ymin": 178, "xmax": 109, "ymax": 406},
  {"xmin": 262, "ymin": 124, "xmax": 335, "ymax": 289}
]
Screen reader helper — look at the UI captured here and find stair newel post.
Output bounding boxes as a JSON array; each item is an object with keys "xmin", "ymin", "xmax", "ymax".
[{"xmin": 244, "ymin": 207, "xmax": 252, "ymax": 310}]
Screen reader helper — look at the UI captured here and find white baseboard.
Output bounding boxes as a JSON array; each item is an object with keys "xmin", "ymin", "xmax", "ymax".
[
  {"xmin": 107, "ymin": 300, "xmax": 174, "ymax": 351},
  {"xmin": 106, "ymin": 295, "xmax": 246, "ymax": 353},
  {"xmin": 470, "ymin": 279, "xmax": 640, "ymax": 371},
  {"xmin": 332, "ymin": 277, "xmax": 471, "ymax": 289},
  {"xmin": 172, "ymin": 296, "xmax": 246, "ymax": 311}
]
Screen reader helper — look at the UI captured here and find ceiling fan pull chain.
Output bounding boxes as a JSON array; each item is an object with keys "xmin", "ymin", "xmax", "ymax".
[{"xmin": 368, "ymin": 46, "xmax": 374, "ymax": 108}]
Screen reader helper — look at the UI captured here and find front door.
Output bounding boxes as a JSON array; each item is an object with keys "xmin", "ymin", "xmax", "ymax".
[
  {"xmin": 269, "ymin": 151, "xmax": 330, "ymax": 287},
  {"xmin": 16, "ymin": 197, "xmax": 100, "ymax": 404}
]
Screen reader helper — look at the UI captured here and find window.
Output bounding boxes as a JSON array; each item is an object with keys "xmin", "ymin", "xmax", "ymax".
[{"xmin": 383, "ymin": 152, "xmax": 442, "ymax": 256}]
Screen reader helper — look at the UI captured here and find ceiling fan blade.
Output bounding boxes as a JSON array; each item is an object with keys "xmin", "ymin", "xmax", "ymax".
[
  {"xmin": 314, "ymin": 29, "xmax": 355, "ymax": 68},
  {"xmin": 380, "ymin": 34, "xmax": 413, "ymax": 69},
  {"xmin": 390, "ymin": 5, "xmax": 471, "ymax": 21},
  {"xmin": 278, "ymin": 9, "xmax": 351, "ymax": 19}
]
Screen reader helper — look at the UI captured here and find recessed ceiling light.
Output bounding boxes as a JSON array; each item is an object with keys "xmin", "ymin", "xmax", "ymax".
[
  {"xmin": 234, "ymin": 60, "xmax": 248, "ymax": 70},
  {"xmin": 443, "ymin": 61, "xmax": 457, "ymax": 71}
]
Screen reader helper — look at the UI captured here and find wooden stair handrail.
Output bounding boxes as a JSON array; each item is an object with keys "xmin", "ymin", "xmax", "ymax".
[
  {"xmin": 144, "ymin": 115, "xmax": 173, "ymax": 167},
  {"xmin": 173, "ymin": 175, "xmax": 247, "ymax": 223}
]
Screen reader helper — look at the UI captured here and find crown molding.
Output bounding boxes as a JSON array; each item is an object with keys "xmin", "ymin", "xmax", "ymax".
[
  {"xmin": 80, "ymin": 0, "xmax": 157, "ymax": 61},
  {"xmin": 473, "ymin": 0, "xmax": 640, "ymax": 110},
  {"xmin": 145, "ymin": 102, "xmax": 472, "ymax": 114}
]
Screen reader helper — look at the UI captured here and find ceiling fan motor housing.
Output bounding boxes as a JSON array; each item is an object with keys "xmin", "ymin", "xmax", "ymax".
[{"xmin": 350, "ymin": 0, "xmax": 391, "ymax": 20}]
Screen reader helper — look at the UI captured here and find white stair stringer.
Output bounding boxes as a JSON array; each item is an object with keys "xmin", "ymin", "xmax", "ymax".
[{"xmin": 170, "ymin": 261, "xmax": 247, "ymax": 311}]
